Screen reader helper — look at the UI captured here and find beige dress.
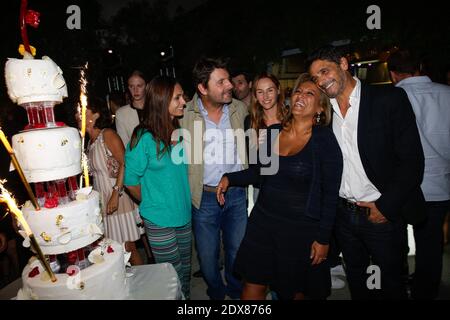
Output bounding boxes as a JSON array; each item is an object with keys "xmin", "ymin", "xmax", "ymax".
[{"xmin": 88, "ymin": 129, "xmax": 143, "ymax": 243}]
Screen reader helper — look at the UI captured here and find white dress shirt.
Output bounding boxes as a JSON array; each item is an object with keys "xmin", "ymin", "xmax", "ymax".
[
  {"xmin": 198, "ymin": 98, "xmax": 243, "ymax": 186},
  {"xmin": 331, "ymin": 77, "xmax": 381, "ymax": 202}
]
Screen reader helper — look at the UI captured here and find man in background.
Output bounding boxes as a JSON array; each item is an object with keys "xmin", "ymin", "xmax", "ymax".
[
  {"xmin": 231, "ymin": 69, "xmax": 253, "ymax": 109},
  {"xmin": 388, "ymin": 49, "xmax": 450, "ymax": 299}
]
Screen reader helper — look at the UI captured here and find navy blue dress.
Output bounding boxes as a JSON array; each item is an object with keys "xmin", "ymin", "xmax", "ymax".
[{"xmin": 227, "ymin": 125, "xmax": 342, "ymax": 299}]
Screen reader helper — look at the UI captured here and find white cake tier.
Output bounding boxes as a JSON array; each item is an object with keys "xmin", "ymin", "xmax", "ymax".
[
  {"xmin": 5, "ymin": 56, "xmax": 68, "ymax": 105},
  {"xmin": 22, "ymin": 191, "xmax": 103, "ymax": 255},
  {"xmin": 12, "ymin": 126, "xmax": 82, "ymax": 183},
  {"xmin": 18, "ymin": 240, "xmax": 129, "ymax": 300}
]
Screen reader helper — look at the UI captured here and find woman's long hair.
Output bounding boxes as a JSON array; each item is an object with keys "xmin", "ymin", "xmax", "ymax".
[
  {"xmin": 129, "ymin": 76, "xmax": 180, "ymax": 158},
  {"xmin": 250, "ymin": 72, "xmax": 287, "ymax": 133}
]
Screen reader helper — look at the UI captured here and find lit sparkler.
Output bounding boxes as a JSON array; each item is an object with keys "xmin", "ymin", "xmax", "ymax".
[
  {"xmin": 0, "ymin": 180, "xmax": 56, "ymax": 282},
  {"xmin": 0, "ymin": 127, "xmax": 40, "ymax": 210},
  {"xmin": 81, "ymin": 152, "xmax": 90, "ymax": 189},
  {"xmin": 79, "ymin": 62, "xmax": 90, "ymax": 188}
]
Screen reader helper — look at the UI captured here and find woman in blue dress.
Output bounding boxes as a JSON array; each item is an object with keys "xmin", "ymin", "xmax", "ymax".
[{"xmin": 217, "ymin": 73, "xmax": 343, "ymax": 300}]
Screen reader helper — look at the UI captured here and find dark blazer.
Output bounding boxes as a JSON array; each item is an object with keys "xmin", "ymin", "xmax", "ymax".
[
  {"xmin": 353, "ymin": 83, "xmax": 426, "ymax": 224},
  {"xmin": 227, "ymin": 125, "xmax": 343, "ymax": 244}
]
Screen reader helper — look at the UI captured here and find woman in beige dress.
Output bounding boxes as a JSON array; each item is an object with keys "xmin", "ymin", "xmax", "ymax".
[{"xmin": 84, "ymin": 96, "xmax": 143, "ymax": 265}]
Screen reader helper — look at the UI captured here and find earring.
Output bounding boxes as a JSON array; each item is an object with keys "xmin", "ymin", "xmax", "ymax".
[
  {"xmin": 88, "ymin": 120, "xmax": 93, "ymax": 123},
  {"xmin": 315, "ymin": 112, "xmax": 321, "ymax": 124}
]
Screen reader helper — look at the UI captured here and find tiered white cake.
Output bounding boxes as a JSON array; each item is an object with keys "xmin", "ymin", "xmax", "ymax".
[
  {"xmin": 5, "ymin": 55, "xmax": 130, "ymax": 300},
  {"xmin": 21, "ymin": 190, "xmax": 103, "ymax": 255},
  {"xmin": 12, "ymin": 129, "xmax": 129, "ymax": 300},
  {"xmin": 5, "ymin": 56, "xmax": 68, "ymax": 105},
  {"xmin": 19, "ymin": 239, "xmax": 128, "ymax": 300},
  {"xmin": 13, "ymin": 128, "xmax": 128, "ymax": 299},
  {"xmin": 12, "ymin": 127, "xmax": 82, "ymax": 183}
]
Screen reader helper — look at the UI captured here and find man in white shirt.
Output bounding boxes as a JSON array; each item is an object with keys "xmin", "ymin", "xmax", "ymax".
[
  {"xmin": 307, "ymin": 45, "xmax": 425, "ymax": 300},
  {"xmin": 388, "ymin": 49, "xmax": 450, "ymax": 299},
  {"xmin": 115, "ymin": 70, "xmax": 147, "ymax": 147}
]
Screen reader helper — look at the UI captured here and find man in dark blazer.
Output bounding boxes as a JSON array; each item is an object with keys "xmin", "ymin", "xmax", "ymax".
[{"xmin": 306, "ymin": 45, "xmax": 426, "ymax": 299}]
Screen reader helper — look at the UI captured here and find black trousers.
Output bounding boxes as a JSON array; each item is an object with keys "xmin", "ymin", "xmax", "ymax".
[
  {"xmin": 412, "ymin": 200, "xmax": 450, "ymax": 299},
  {"xmin": 328, "ymin": 230, "xmax": 342, "ymax": 268},
  {"xmin": 336, "ymin": 203, "xmax": 407, "ymax": 300}
]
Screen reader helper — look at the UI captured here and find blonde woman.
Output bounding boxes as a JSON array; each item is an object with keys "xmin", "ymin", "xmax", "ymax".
[{"xmin": 218, "ymin": 73, "xmax": 342, "ymax": 300}]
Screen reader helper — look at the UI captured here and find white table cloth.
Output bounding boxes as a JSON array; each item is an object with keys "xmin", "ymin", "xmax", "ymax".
[{"xmin": 0, "ymin": 263, "xmax": 183, "ymax": 300}]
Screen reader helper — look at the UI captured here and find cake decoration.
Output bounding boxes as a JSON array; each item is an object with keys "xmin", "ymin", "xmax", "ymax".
[
  {"xmin": 40, "ymin": 232, "xmax": 51, "ymax": 242},
  {"xmin": 28, "ymin": 266, "xmax": 40, "ymax": 278},
  {"xmin": 55, "ymin": 214, "xmax": 63, "ymax": 226},
  {"xmin": 4, "ymin": 1, "xmax": 130, "ymax": 300}
]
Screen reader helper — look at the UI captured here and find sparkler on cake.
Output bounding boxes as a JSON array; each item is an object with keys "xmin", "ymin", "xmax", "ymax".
[
  {"xmin": 78, "ymin": 62, "xmax": 90, "ymax": 189},
  {"xmin": 0, "ymin": 180, "xmax": 56, "ymax": 282},
  {"xmin": 1, "ymin": 1, "xmax": 131, "ymax": 299}
]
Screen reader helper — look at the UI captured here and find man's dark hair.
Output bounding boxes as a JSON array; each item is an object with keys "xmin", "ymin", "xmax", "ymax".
[
  {"xmin": 229, "ymin": 67, "xmax": 253, "ymax": 83},
  {"xmin": 387, "ymin": 49, "xmax": 420, "ymax": 74},
  {"xmin": 305, "ymin": 45, "xmax": 344, "ymax": 70},
  {"xmin": 233, "ymin": 71, "xmax": 253, "ymax": 83},
  {"xmin": 192, "ymin": 57, "xmax": 229, "ymax": 95}
]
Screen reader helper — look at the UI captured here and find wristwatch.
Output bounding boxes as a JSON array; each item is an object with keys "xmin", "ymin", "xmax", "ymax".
[{"xmin": 112, "ymin": 185, "xmax": 124, "ymax": 196}]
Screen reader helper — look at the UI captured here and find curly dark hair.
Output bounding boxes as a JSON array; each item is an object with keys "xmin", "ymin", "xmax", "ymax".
[
  {"xmin": 192, "ymin": 57, "xmax": 229, "ymax": 96},
  {"xmin": 87, "ymin": 96, "xmax": 113, "ymax": 129},
  {"xmin": 305, "ymin": 45, "xmax": 344, "ymax": 71}
]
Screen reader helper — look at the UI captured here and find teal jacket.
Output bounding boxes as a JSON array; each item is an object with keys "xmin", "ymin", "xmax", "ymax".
[{"xmin": 124, "ymin": 130, "xmax": 191, "ymax": 227}]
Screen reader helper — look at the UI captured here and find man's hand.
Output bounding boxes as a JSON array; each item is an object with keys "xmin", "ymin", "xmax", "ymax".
[{"xmin": 357, "ymin": 201, "xmax": 388, "ymax": 224}]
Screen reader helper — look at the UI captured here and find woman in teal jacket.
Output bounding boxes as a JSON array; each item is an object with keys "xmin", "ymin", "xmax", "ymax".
[{"xmin": 124, "ymin": 76, "xmax": 191, "ymax": 298}]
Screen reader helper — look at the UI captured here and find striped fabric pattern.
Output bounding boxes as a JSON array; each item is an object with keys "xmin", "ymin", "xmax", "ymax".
[
  {"xmin": 144, "ymin": 219, "xmax": 192, "ymax": 298},
  {"xmin": 89, "ymin": 129, "xmax": 142, "ymax": 243}
]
